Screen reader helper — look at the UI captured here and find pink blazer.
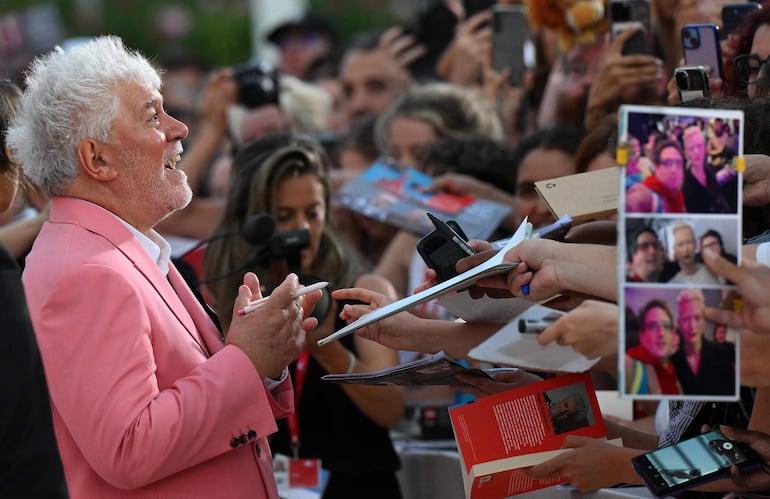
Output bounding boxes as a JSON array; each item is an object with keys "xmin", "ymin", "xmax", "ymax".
[{"xmin": 23, "ymin": 197, "xmax": 293, "ymax": 498}]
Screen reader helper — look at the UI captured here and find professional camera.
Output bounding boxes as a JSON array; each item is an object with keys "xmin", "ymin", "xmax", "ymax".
[{"xmin": 233, "ymin": 60, "xmax": 280, "ymax": 109}]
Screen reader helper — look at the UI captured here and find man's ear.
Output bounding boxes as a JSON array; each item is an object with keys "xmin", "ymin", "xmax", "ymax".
[{"xmin": 77, "ymin": 139, "xmax": 118, "ymax": 182}]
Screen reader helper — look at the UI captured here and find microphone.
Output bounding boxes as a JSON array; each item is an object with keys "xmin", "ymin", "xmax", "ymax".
[
  {"xmin": 181, "ymin": 213, "xmax": 276, "ymax": 258},
  {"xmin": 241, "ymin": 213, "xmax": 277, "ymax": 245}
]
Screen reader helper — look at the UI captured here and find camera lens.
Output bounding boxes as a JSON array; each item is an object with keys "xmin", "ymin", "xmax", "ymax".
[
  {"xmin": 234, "ymin": 61, "xmax": 280, "ymax": 109},
  {"xmin": 611, "ymin": 3, "xmax": 631, "ymax": 22},
  {"xmin": 675, "ymin": 71, "xmax": 689, "ymax": 89},
  {"xmin": 683, "ymin": 28, "xmax": 699, "ymax": 49}
]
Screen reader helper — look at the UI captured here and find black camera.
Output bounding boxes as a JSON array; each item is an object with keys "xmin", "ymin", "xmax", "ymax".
[
  {"xmin": 233, "ymin": 61, "xmax": 280, "ymax": 109},
  {"xmin": 675, "ymin": 65, "xmax": 710, "ymax": 101}
]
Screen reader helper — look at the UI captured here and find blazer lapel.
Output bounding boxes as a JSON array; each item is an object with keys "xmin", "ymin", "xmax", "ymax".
[
  {"xmin": 49, "ymin": 198, "xmax": 212, "ymax": 356},
  {"xmin": 167, "ymin": 264, "xmax": 224, "ymax": 356}
]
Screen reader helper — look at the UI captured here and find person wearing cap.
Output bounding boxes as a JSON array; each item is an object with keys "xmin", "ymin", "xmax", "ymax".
[{"xmin": 267, "ymin": 12, "xmax": 338, "ymax": 80}]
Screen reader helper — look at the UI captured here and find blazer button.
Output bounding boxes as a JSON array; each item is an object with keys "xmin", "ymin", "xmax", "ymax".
[
  {"xmin": 248, "ymin": 430, "xmax": 257, "ymax": 440},
  {"xmin": 239, "ymin": 433, "xmax": 248, "ymax": 445},
  {"xmin": 230, "ymin": 437, "xmax": 240, "ymax": 448}
]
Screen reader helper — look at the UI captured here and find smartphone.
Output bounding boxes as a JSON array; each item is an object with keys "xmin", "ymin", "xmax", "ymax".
[
  {"xmin": 609, "ymin": 0, "xmax": 652, "ymax": 55},
  {"xmin": 417, "ymin": 214, "xmax": 476, "ymax": 282},
  {"xmin": 682, "ymin": 23, "xmax": 723, "ymax": 80},
  {"xmin": 632, "ymin": 429, "xmax": 759, "ymax": 498},
  {"xmin": 464, "ymin": 0, "xmax": 495, "ymax": 17},
  {"xmin": 721, "ymin": 3, "xmax": 761, "ymax": 39},
  {"xmin": 675, "ymin": 65, "xmax": 711, "ymax": 102},
  {"xmin": 491, "ymin": 4, "xmax": 529, "ymax": 86},
  {"xmin": 407, "ymin": 1, "xmax": 459, "ymax": 78}
]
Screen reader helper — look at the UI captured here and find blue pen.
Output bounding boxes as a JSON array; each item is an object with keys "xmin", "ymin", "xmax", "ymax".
[{"xmin": 521, "ymin": 221, "xmax": 534, "ymax": 296}]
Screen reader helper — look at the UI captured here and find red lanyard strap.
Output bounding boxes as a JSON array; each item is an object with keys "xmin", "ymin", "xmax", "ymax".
[{"xmin": 287, "ymin": 350, "xmax": 310, "ymax": 458}]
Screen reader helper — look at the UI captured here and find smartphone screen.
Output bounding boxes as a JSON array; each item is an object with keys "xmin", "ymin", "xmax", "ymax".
[
  {"xmin": 682, "ymin": 23, "xmax": 724, "ymax": 79},
  {"xmin": 491, "ymin": 4, "xmax": 529, "ymax": 86},
  {"xmin": 609, "ymin": 0, "xmax": 652, "ymax": 55},
  {"xmin": 632, "ymin": 430, "xmax": 758, "ymax": 497}
]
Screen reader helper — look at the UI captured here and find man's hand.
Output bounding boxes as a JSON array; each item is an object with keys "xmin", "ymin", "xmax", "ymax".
[{"xmin": 226, "ymin": 273, "xmax": 319, "ymax": 378}]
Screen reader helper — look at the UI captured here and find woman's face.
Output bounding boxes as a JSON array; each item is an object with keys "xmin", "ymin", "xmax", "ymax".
[
  {"xmin": 748, "ymin": 24, "xmax": 770, "ymax": 99},
  {"xmin": 655, "ymin": 146, "xmax": 685, "ymax": 191},
  {"xmin": 273, "ymin": 173, "xmax": 326, "ymax": 273},
  {"xmin": 514, "ymin": 148, "xmax": 576, "ymax": 229},
  {"xmin": 388, "ymin": 116, "xmax": 438, "ymax": 169}
]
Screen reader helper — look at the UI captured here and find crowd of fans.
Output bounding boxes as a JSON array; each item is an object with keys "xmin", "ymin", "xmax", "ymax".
[{"xmin": 6, "ymin": 1, "xmax": 770, "ymax": 498}]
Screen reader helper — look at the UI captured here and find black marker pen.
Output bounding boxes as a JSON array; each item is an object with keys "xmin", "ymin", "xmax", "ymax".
[
  {"xmin": 518, "ymin": 317, "xmax": 556, "ymax": 334},
  {"xmin": 426, "ymin": 213, "xmax": 476, "ymax": 257}
]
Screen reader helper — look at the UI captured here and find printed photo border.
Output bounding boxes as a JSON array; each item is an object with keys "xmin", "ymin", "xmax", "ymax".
[{"xmin": 617, "ymin": 105, "xmax": 743, "ymax": 401}]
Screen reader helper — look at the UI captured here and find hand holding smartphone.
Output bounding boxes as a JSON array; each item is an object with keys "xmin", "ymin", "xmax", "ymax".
[
  {"xmin": 491, "ymin": 4, "xmax": 530, "ymax": 86},
  {"xmin": 632, "ymin": 429, "xmax": 759, "ymax": 498},
  {"xmin": 609, "ymin": 0, "xmax": 652, "ymax": 55},
  {"xmin": 721, "ymin": 3, "xmax": 761, "ymax": 39}
]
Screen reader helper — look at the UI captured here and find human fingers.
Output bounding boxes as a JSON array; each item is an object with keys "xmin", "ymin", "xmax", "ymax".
[
  {"xmin": 414, "ymin": 268, "xmax": 438, "ymax": 294},
  {"xmin": 456, "ymin": 249, "xmax": 497, "ymax": 273},
  {"xmin": 537, "ymin": 319, "xmax": 566, "ymax": 346},
  {"xmin": 607, "ymin": 25, "xmax": 642, "ymax": 53},
  {"xmin": 462, "ymin": 9, "xmax": 493, "ymax": 33},
  {"xmin": 701, "ymin": 248, "xmax": 752, "ymax": 286},
  {"xmin": 380, "ymin": 27, "xmax": 424, "ymax": 65},
  {"xmin": 527, "ymin": 449, "xmax": 573, "ymax": 478},
  {"xmin": 666, "ymin": 75, "xmax": 681, "ymax": 105}
]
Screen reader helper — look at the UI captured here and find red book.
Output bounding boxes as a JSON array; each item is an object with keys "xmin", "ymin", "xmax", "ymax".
[{"xmin": 449, "ymin": 372, "xmax": 609, "ymax": 498}]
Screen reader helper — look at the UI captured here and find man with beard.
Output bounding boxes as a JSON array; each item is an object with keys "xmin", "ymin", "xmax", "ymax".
[{"xmin": 7, "ymin": 36, "xmax": 321, "ymax": 499}]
